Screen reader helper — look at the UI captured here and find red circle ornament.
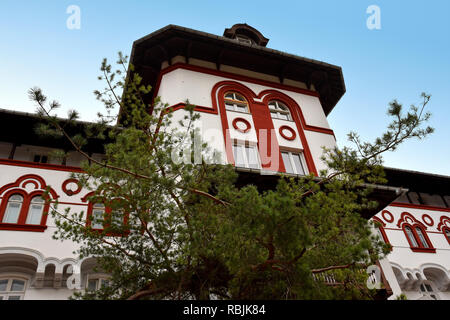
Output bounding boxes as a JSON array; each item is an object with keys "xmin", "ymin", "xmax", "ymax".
[
  {"xmin": 381, "ymin": 210, "xmax": 394, "ymax": 223},
  {"xmin": 422, "ymin": 214, "xmax": 434, "ymax": 227},
  {"xmin": 62, "ymin": 179, "xmax": 82, "ymax": 196},
  {"xmin": 232, "ymin": 118, "xmax": 251, "ymax": 133},
  {"xmin": 279, "ymin": 126, "xmax": 296, "ymax": 141}
]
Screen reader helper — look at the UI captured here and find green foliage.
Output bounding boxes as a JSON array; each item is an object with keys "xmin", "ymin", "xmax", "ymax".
[{"xmin": 29, "ymin": 52, "xmax": 433, "ymax": 300}]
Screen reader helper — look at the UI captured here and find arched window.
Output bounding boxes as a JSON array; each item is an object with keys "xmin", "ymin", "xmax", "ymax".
[
  {"xmin": 224, "ymin": 92, "xmax": 249, "ymax": 113},
  {"xmin": 404, "ymin": 226, "xmax": 419, "ymax": 247},
  {"xmin": 2, "ymin": 194, "xmax": 23, "ymax": 223},
  {"xmin": 268, "ymin": 100, "xmax": 292, "ymax": 121},
  {"xmin": 25, "ymin": 196, "xmax": 45, "ymax": 225},
  {"xmin": 398, "ymin": 212, "xmax": 435, "ymax": 253}
]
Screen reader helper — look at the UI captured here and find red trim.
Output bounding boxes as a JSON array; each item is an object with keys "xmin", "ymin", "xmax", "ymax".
[
  {"xmin": 397, "ymin": 212, "xmax": 435, "ymax": 253},
  {"xmin": 442, "ymin": 226, "xmax": 450, "ymax": 245},
  {"xmin": 372, "ymin": 216, "xmax": 391, "ymax": 246},
  {"xmin": 381, "ymin": 210, "xmax": 394, "ymax": 223},
  {"xmin": 232, "ymin": 118, "xmax": 251, "ymax": 133},
  {"xmin": 62, "ymin": 179, "xmax": 82, "ymax": 196},
  {"xmin": 153, "ymin": 62, "xmax": 320, "ymax": 104},
  {"xmin": 421, "ymin": 214, "xmax": 434, "ymax": 227},
  {"xmin": 303, "ymin": 124, "xmax": 336, "ymax": 138},
  {"xmin": 153, "ymin": 64, "xmax": 335, "ymax": 137},
  {"xmin": 279, "ymin": 125, "xmax": 297, "ymax": 141},
  {"xmin": 0, "ymin": 158, "xmax": 84, "ymax": 173},
  {"xmin": 0, "ymin": 189, "xmax": 51, "ymax": 232},
  {"xmin": 437, "ymin": 216, "xmax": 450, "ymax": 232},
  {"xmin": 260, "ymin": 91, "xmax": 318, "ymax": 175},
  {"xmin": 390, "ymin": 202, "xmax": 450, "ymax": 213},
  {"xmin": 167, "ymin": 102, "xmax": 218, "ymax": 115}
]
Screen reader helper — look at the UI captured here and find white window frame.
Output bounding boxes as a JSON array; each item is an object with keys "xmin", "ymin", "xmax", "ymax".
[
  {"xmin": 91, "ymin": 203, "xmax": 105, "ymax": 230},
  {"xmin": 86, "ymin": 274, "xmax": 110, "ymax": 292},
  {"xmin": 281, "ymin": 151, "xmax": 308, "ymax": 175},
  {"xmin": 0, "ymin": 277, "xmax": 27, "ymax": 300},
  {"xmin": 2, "ymin": 194, "xmax": 24, "ymax": 223},
  {"xmin": 224, "ymin": 92, "xmax": 249, "ymax": 113},
  {"xmin": 269, "ymin": 101, "xmax": 292, "ymax": 121},
  {"xmin": 232, "ymin": 144, "xmax": 261, "ymax": 169},
  {"xmin": 25, "ymin": 196, "xmax": 45, "ymax": 225}
]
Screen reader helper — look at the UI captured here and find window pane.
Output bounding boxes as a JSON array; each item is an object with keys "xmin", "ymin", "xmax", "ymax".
[
  {"xmin": 100, "ymin": 279, "xmax": 109, "ymax": 288},
  {"xmin": 0, "ymin": 279, "xmax": 7, "ymax": 291},
  {"xmin": 88, "ymin": 279, "xmax": 98, "ymax": 291},
  {"xmin": 91, "ymin": 208, "xmax": 104, "ymax": 229},
  {"xmin": 233, "ymin": 145, "xmax": 245, "ymax": 168},
  {"xmin": 11, "ymin": 280, "xmax": 25, "ymax": 291},
  {"xmin": 225, "ymin": 102, "xmax": 234, "ymax": 111},
  {"xmin": 405, "ymin": 226, "xmax": 418, "ymax": 247},
  {"xmin": 278, "ymin": 113, "xmax": 287, "ymax": 120},
  {"xmin": 225, "ymin": 93, "xmax": 234, "ymax": 99},
  {"xmin": 415, "ymin": 227, "xmax": 429, "ymax": 248},
  {"xmin": 282, "ymin": 152, "xmax": 293, "ymax": 174},
  {"xmin": 3, "ymin": 200, "xmax": 22, "ymax": 223},
  {"xmin": 270, "ymin": 111, "xmax": 278, "ymax": 119},
  {"xmin": 234, "ymin": 94, "xmax": 245, "ymax": 102},
  {"xmin": 292, "ymin": 153, "xmax": 306, "ymax": 175},
  {"xmin": 8, "ymin": 296, "xmax": 21, "ymax": 300},
  {"xmin": 236, "ymin": 105, "xmax": 247, "ymax": 113},
  {"xmin": 425, "ymin": 284, "xmax": 433, "ymax": 292},
  {"xmin": 26, "ymin": 201, "xmax": 44, "ymax": 225},
  {"xmin": 445, "ymin": 229, "xmax": 450, "ymax": 239},
  {"xmin": 246, "ymin": 146, "xmax": 259, "ymax": 169}
]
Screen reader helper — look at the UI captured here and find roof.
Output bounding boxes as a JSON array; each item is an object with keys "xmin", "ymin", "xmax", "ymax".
[
  {"xmin": 0, "ymin": 108, "xmax": 107, "ymax": 154},
  {"xmin": 128, "ymin": 24, "xmax": 346, "ymax": 116}
]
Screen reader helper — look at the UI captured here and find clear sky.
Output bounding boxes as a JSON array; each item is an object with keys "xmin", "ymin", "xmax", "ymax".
[{"xmin": 0, "ymin": 0, "xmax": 449, "ymax": 175}]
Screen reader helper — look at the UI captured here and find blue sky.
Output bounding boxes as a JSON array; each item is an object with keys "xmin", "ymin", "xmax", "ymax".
[{"xmin": 0, "ymin": 0, "xmax": 449, "ymax": 175}]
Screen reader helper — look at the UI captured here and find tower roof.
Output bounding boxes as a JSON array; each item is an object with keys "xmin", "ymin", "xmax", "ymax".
[{"xmin": 128, "ymin": 24, "xmax": 346, "ymax": 117}]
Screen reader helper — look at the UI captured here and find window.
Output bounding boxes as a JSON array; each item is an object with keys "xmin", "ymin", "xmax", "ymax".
[
  {"xmin": 2, "ymin": 194, "xmax": 23, "ymax": 223},
  {"xmin": 281, "ymin": 151, "xmax": 307, "ymax": 175},
  {"xmin": 268, "ymin": 100, "xmax": 292, "ymax": 121},
  {"xmin": 235, "ymin": 35, "xmax": 254, "ymax": 45},
  {"xmin": 90, "ymin": 203, "xmax": 105, "ymax": 230},
  {"xmin": 0, "ymin": 278, "xmax": 27, "ymax": 300},
  {"xmin": 86, "ymin": 275, "xmax": 110, "ymax": 291},
  {"xmin": 404, "ymin": 226, "xmax": 419, "ymax": 247},
  {"xmin": 25, "ymin": 196, "xmax": 44, "ymax": 225},
  {"xmin": 224, "ymin": 92, "xmax": 249, "ymax": 113},
  {"xmin": 0, "ymin": 192, "xmax": 48, "ymax": 231},
  {"xmin": 85, "ymin": 197, "xmax": 129, "ymax": 235},
  {"xmin": 33, "ymin": 154, "xmax": 48, "ymax": 164},
  {"xmin": 232, "ymin": 144, "xmax": 260, "ymax": 169}
]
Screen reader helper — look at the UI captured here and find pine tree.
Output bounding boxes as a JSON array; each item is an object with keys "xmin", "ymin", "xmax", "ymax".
[{"xmin": 29, "ymin": 52, "xmax": 433, "ymax": 300}]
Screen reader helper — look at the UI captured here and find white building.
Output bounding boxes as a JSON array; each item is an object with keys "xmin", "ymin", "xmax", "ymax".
[{"xmin": 0, "ymin": 24, "xmax": 448, "ymax": 300}]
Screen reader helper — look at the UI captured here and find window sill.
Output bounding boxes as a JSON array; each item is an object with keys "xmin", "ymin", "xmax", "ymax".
[
  {"xmin": 0, "ymin": 223, "xmax": 47, "ymax": 232},
  {"xmin": 410, "ymin": 247, "xmax": 436, "ymax": 253}
]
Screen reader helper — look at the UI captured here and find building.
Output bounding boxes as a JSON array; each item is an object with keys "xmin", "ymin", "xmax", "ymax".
[{"xmin": 0, "ymin": 24, "xmax": 449, "ymax": 300}]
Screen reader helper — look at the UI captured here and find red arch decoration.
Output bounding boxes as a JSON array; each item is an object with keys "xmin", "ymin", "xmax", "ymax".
[
  {"xmin": 259, "ymin": 90, "xmax": 318, "ymax": 175},
  {"xmin": 0, "ymin": 174, "xmax": 59, "ymax": 232}
]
